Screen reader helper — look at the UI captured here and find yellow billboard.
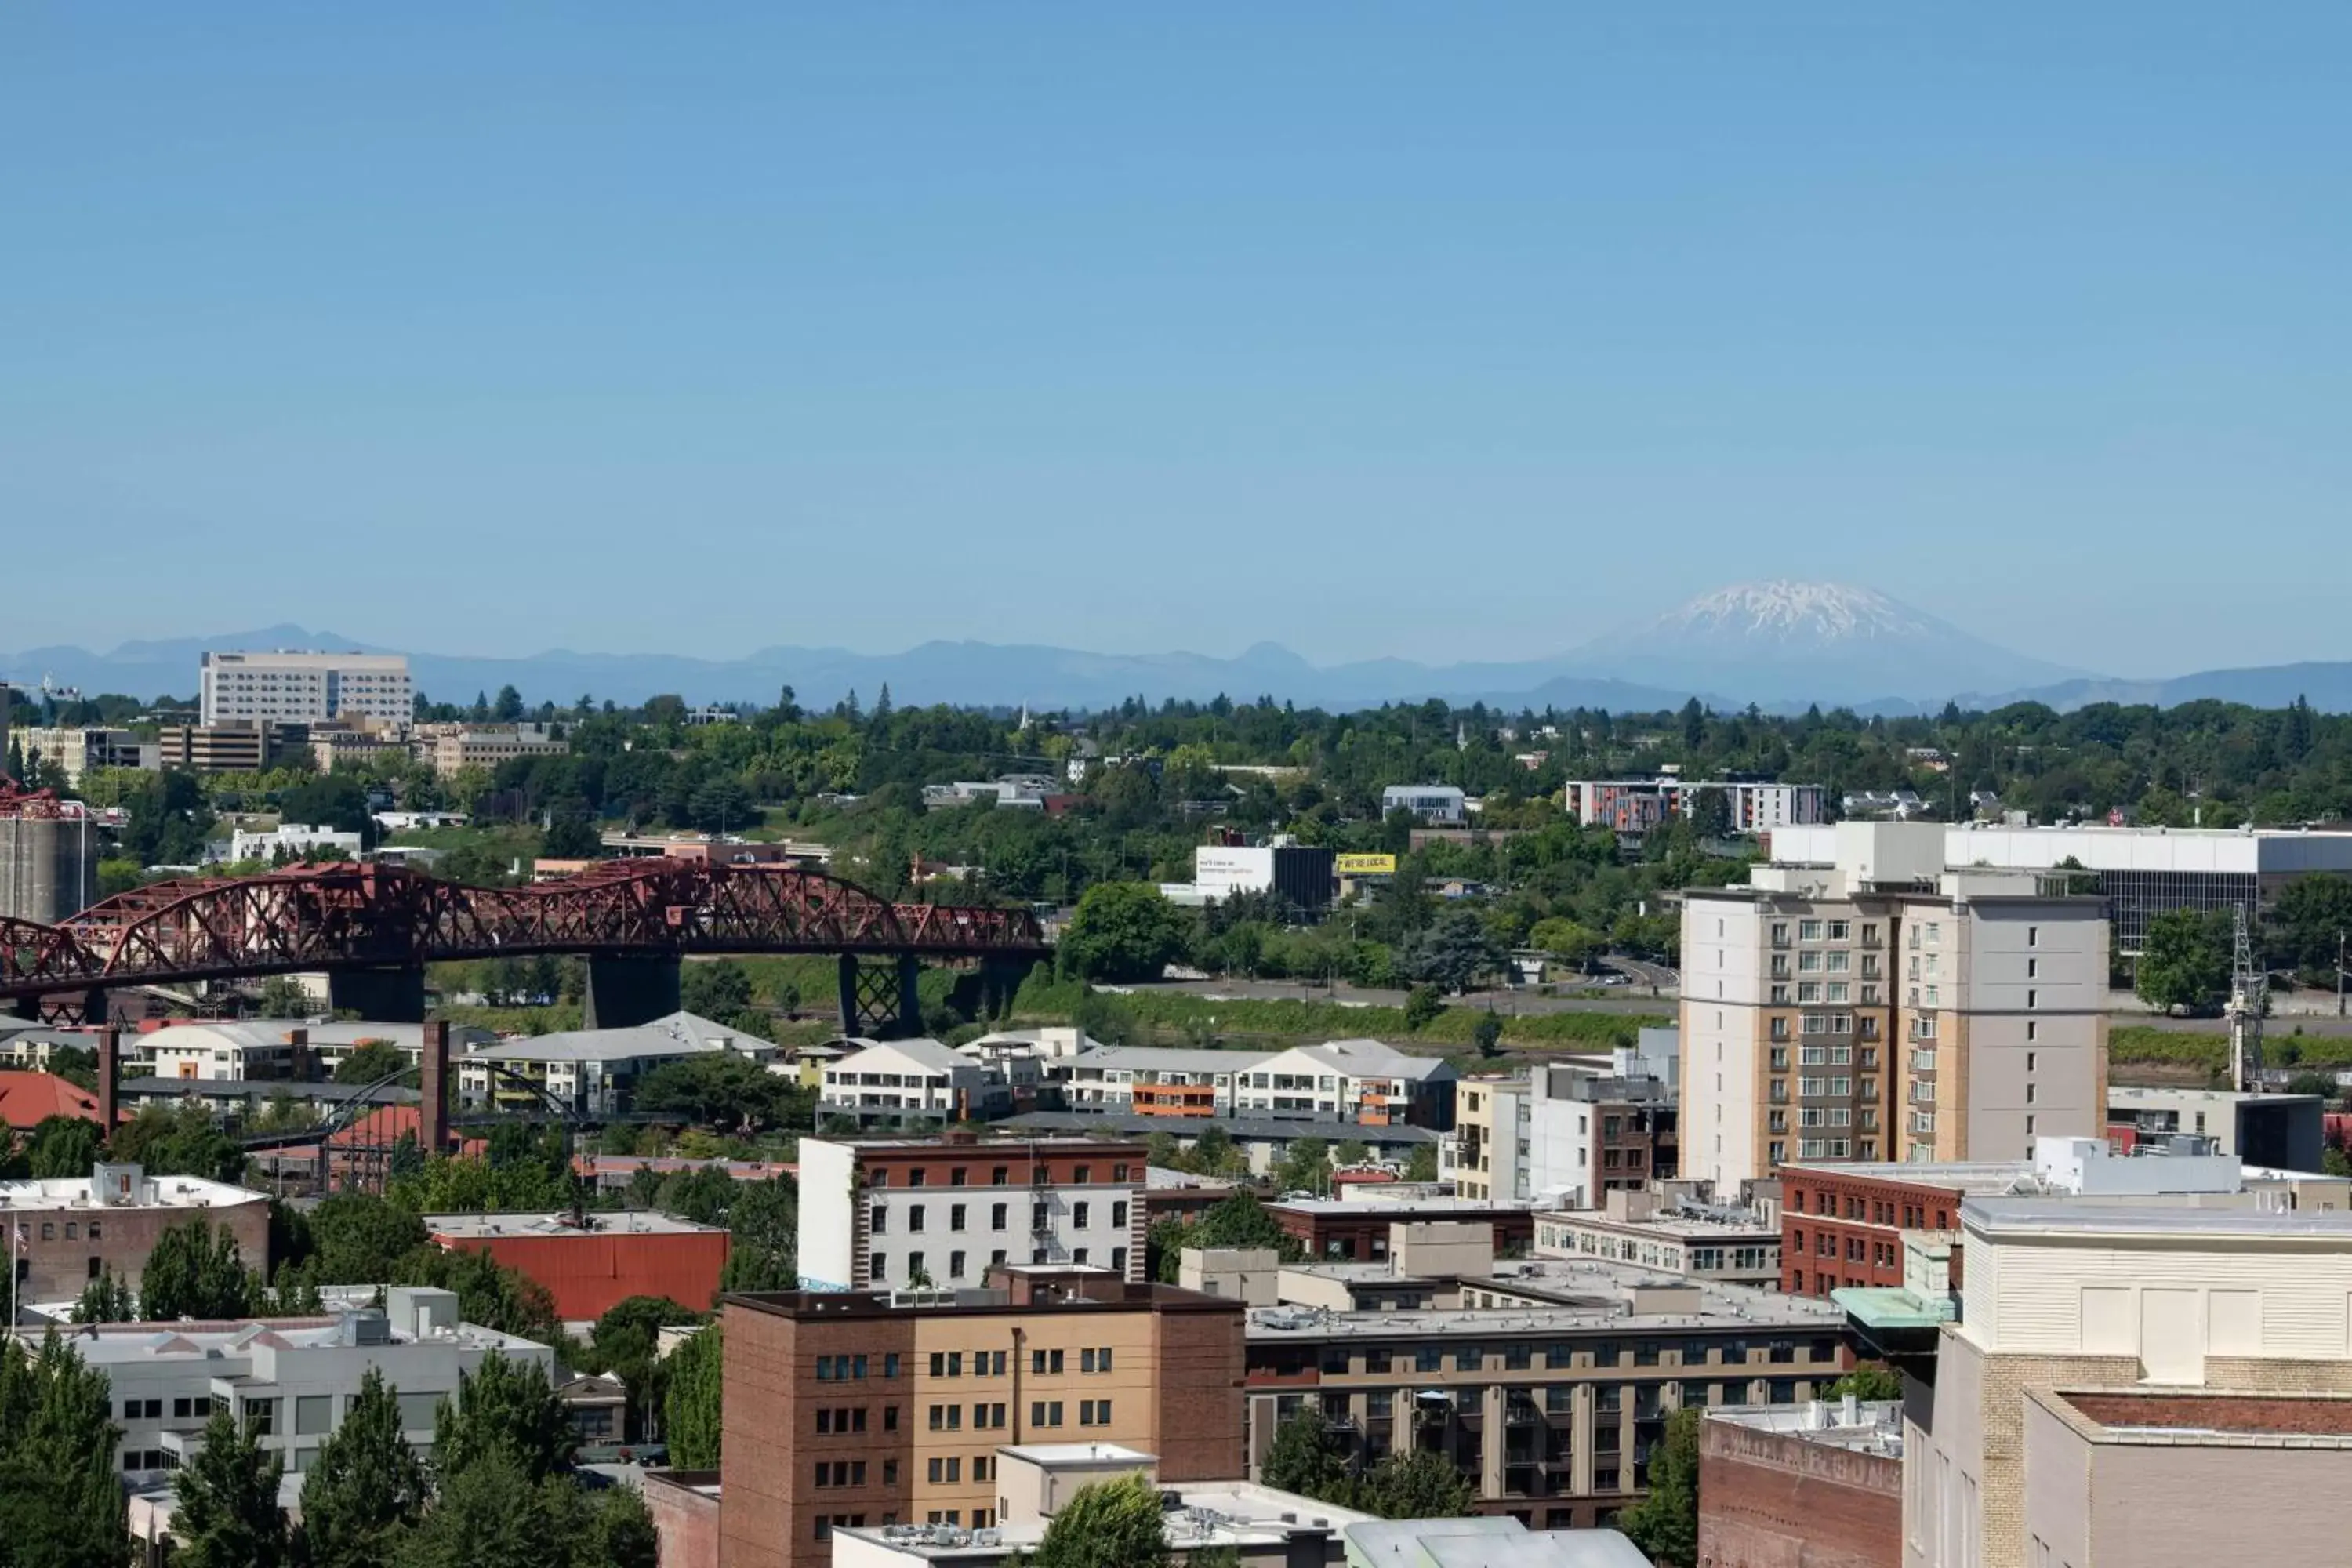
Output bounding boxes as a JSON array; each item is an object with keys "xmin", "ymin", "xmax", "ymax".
[{"xmin": 1335, "ymin": 853, "xmax": 1398, "ymax": 876}]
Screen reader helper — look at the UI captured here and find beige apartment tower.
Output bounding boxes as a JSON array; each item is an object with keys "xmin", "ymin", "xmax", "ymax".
[{"xmin": 1680, "ymin": 822, "xmax": 2107, "ymax": 1193}]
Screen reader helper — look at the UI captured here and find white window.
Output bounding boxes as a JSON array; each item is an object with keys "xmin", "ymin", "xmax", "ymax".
[{"xmin": 1799, "ymin": 920, "xmax": 1824, "ymax": 942}]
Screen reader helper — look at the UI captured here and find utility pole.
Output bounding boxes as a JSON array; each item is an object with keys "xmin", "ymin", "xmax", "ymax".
[{"xmin": 2339, "ymin": 928, "xmax": 2347, "ymax": 1019}]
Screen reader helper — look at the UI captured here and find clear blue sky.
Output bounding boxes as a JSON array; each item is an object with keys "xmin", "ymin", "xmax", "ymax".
[{"xmin": 7, "ymin": 5, "xmax": 2347, "ymax": 677}]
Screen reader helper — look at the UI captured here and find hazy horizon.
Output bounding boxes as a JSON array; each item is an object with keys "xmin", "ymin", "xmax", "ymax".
[{"xmin": 11, "ymin": 7, "xmax": 2350, "ymax": 677}]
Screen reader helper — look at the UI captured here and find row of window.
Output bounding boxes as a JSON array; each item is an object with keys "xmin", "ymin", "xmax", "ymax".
[
  {"xmin": 867, "ymin": 1163, "xmax": 1131, "ymax": 1189},
  {"xmin": 1283, "ymin": 1336, "xmax": 1835, "ymax": 1374},
  {"xmin": 874, "ymin": 1200, "xmax": 1128, "ymax": 1233},
  {"xmin": 22, "ymin": 1220, "xmax": 103, "ymax": 1241},
  {"xmin": 927, "ymin": 1399, "xmax": 1109, "ymax": 1431},
  {"xmin": 871, "ymin": 1245, "xmax": 1128, "ymax": 1283}
]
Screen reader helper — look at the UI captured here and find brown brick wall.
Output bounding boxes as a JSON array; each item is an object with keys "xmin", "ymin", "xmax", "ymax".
[
  {"xmin": 1151, "ymin": 1304, "xmax": 1247, "ymax": 1482},
  {"xmin": 645, "ymin": 1472, "xmax": 721, "ymax": 1568},
  {"xmin": 718, "ymin": 1304, "xmax": 919, "ymax": 1568},
  {"xmin": 9, "ymin": 1195, "xmax": 270, "ymax": 1301},
  {"xmin": 1698, "ymin": 1418, "xmax": 1900, "ymax": 1568}
]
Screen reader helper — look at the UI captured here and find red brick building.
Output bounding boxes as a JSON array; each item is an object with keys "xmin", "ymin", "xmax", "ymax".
[
  {"xmin": 1268, "ymin": 1197, "xmax": 1537, "ymax": 1263},
  {"xmin": 716, "ymin": 1268, "xmax": 1246, "ymax": 1568},
  {"xmin": 1697, "ymin": 1401, "xmax": 1903, "ymax": 1568},
  {"xmin": 425, "ymin": 1210, "xmax": 731, "ymax": 1320},
  {"xmin": 0, "ymin": 1163, "xmax": 270, "ymax": 1303},
  {"xmin": 1777, "ymin": 1161, "xmax": 2018, "ymax": 1298}
]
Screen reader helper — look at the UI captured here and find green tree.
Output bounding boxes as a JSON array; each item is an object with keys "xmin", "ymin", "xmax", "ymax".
[
  {"xmin": 1258, "ymin": 1406, "xmax": 1350, "ymax": 1502},
  {"xmin": 1829, "ymin": 1362, "xmax": 1904, "ymax": 1402},
  {"xmin": 585, "ymin": 1485, "xmax": 660, "ymax": 1568},
  {"xmin": 680, "ymin": 960, "xmax": 755, "ymax": 1018},
  {"xmin": 2269, "ymin": 873, "xmax": 2352, "ymax": 978},
  {"xmin": 578, "ymin": 1296, "xmax": 701, "ymax": 1442},
  {"xmin": 430, "ymin": 1351, "xmax": 576, "ymax": 1486},
  {"xmin": 1527, "ymin": 916, "xmax": 1599, "ymax": 968},
  {"xmin": 539, "ymin": 813, "xmax": 601, "ymax": 860},
  {"xmin": 1330, "ymin": 1139, "xmax": 1371, "ymax": 1168},
  {"xmin": 68, "ymin": 1269, "xmax": 133, "ymax": 1325},
  {"xmin": 633, "ymin": 1052, "xmax": 804, "ymax": 1131},
  {"xmin": 1617, "ymin": 1406, "xmax": 1700, "ymax": 1567},
  {"xmin": 137, "ymin": 1217, "xmax": 257, "ymax": 1319},
  {"xmin": 1058, "ymin": 884, "xmax": 1192, "ymax": 982},
  {"xmin": 0, "ymin": 1332, "xmax": 131, "ymax": 1568},
  {"xmin": 25, "ymin": 1115, "xmax": 102, "ymax": 1179},
  {"xmin": 297, "ymin": 1367, "xmax": 430, "ymax": 1568},
  {"xmin": 2135, "ymin": 909, "xmax": 2234, "ymax": 1013},
  {"xmin": 390, "ymin": 1450, "xmax": 579, "ymax": 1568},
  {"xmin": 333, "ymin": 1040, "xmax": 409, "ymax": 1085},
  {"xmin": 1399, "ymin": 908, "xmax": 1505, "ymax": 993},
  {"xmin": 171, "ymin": 1406, "xmax": 289, "ymax": 1568},
  {"xmin": 718, "ymin": 1178, "xmax": 799, "ymax": 1294},
  {"xmin": 1403, "ymin": 1142, "xmax": 1438, "ymax": 1183},
  {"xmin": 1273, "ymin": 1137, "xmax": 1334, "ymax": 1197},
  {"xmin": 2285, "ymin": 1071, "xmax": 2342, "ymax": 1102},
  {"xmin": 107, "ymin": 1100, "xmax": 248, "ymax": 1183},
  {"xmin": 308, "ymin": 1192, "xmax": 430, "ymax": 1284},
  {"xmin": 1472, "ymin": 1011, "xmax": 1504, "ymax": 1058},
  {"xmin": 664, "ymin": 1324, "xmax": 725, "ymax": 1469},
  {"xmin": 259, "ymin": 975, "xmax": 317, "ymax": 1018},
  {"xmin": 1029, "ymin": 1472, "xmax": 1170, "ymax": 1568},
  {"xmin": 1402, "ymin": 984, "xmax": 1444, "ymax": 1032},
  {"xmin": 1358, "ymin": 1446, "xmax": 1475, "ymax": 1519}
]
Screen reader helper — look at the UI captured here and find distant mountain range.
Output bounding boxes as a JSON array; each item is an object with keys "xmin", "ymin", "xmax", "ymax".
[{"xmin": 6, "ymin": 585, "xmax": 2351, "ymax": 715}]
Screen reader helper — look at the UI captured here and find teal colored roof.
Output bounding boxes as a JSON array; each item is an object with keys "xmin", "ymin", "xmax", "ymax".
[{"xmin": 1834, "ymin": 1286, "xmax": 1955, "ymax": 1330}]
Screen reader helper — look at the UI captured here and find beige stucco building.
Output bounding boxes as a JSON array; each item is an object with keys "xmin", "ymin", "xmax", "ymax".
[
  {"xmin": 1908, "ymin": 1199, "xmax": 2352, "ymax": 1568},
  {"xmin": 1681, "ymin": 822, "xmax": 2107, "ymax": 1194}
]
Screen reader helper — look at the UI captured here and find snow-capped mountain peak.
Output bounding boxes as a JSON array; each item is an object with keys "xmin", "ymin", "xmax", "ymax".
[{"xmin": 1661, "ymin": 580, "xmax": 1938, "ymax": 644}]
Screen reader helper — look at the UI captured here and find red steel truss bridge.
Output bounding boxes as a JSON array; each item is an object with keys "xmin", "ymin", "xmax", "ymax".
[{"xmin": 1, "ymin": 858, "xmax": 1047, "ymax": 1033}]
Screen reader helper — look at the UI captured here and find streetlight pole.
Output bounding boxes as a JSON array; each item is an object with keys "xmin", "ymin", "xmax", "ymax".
[{"xmin": 2339, "ymin": 929, "xmax": 2346, "ymax": 1019}]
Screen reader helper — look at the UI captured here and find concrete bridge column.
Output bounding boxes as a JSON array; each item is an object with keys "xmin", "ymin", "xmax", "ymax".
[
  {"xmin": 328, "ymin": 966, "xmax": 427, "ymax": 1023},
  {"xmin": 583, "ymin": 954, "xmax": 681, "ymax": 1029}
]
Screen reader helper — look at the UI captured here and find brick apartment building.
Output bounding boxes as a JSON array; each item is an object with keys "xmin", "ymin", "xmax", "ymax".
[
  {"xmin": 0, "ymin": 1163, "xmax": 270, "ymax": 1302},
  {"xmin": 1697, "ymin": 1399, "xmax": 1901, "ymax": 1568},
  {"xmin": 1268, "ymin": 1196, "xmax": 1538, "ymax": 1263},
  {"xmin": 1777, "ymin": 1160, "xmax": 2021, "ymax": 1298},
  {"xmin": 715, "ymin": 1267, "xmax": 1245, "ymax": 1568}
]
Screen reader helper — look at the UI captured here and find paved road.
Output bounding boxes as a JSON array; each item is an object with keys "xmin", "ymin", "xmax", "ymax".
[{"xmin": 1121, "ymin": 978, "xmax": 1677, "ymax": 1018}]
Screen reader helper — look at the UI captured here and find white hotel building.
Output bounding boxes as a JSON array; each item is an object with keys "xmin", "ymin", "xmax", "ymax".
[{"xmin": 198, "ymin": 650, "xmax": 413, "ymax": 726}]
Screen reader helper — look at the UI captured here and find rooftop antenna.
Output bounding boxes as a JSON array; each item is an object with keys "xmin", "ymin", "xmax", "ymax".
[{"xmin": 2228, "ymin": 903, "xmax": 2267, "ymax": 1094}]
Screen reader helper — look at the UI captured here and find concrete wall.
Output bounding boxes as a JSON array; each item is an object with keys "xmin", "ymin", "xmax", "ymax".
[
  {"xmin": 644, "ymin": 1473, "xmax": 721, "ymax": 1568},
  {"xmin": 1680, "ymin": 896, "xmax": 1767, "ymax": 1192}
]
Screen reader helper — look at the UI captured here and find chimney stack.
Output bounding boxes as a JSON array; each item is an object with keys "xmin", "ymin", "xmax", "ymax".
[
  {"xmin": 96, "ymin": 1026, "xmax": 119, "ymax": 1137},
  {"xmin": 420, "ymin": 1020, "xmax": 448, "ymax": 1156}
]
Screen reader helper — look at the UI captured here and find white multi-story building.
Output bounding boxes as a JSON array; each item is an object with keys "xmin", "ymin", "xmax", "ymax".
[
  {"xmin": 460, "ymin": 1010, "xmax": 771, "ymax": 1116},
  {"xmin": 1380, "ymin": 786, "xmax": 1467, "ymax": 826},
  {"xmin": 1058, "ymin": 1046, "xmax": 1267, "ymax": 1118},
  {"xmin": 145, "ymin": 1018, "xmax": 495, "ymax": 1083},
  {"xmin": 227, "ymin": 822, "xmax": 365, "ymax": 863},
  {"xmin": 1231, "ymin": 1039, "xmax": 1456, "ymax": 1127},
  {"xmin": 1681, "ymin": 822, "xmax": 2107, "ymax": 1193},
  {"xmin": 819, "ymin": 1038, "xmax": 1002, "ymax": 1127},
  {"xmin": 74, "ymin": 1290, "xmax": 551, "ymax": 1485},
  {"xmin": 1564, "ymin": 776, "xmax": 1827, "ymax": 835},
  {"xmin": 796, "ymin": 1136, "xmax": 1145, "ymax": 1293},
  {"xmin": 1767, "ymin": 819, "xmax": 2352, "ymax": 954},
  {"xmin": 199, "ymin": 651, "xmax": 412, "ymax": 727}
]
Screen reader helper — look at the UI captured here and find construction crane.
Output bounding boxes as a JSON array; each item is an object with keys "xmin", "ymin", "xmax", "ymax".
[{"xmin": 2228, "ymin": 903, "xmax": 2267, "ymax": 1094}]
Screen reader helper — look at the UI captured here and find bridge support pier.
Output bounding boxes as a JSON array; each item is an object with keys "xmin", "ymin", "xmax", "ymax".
[
  {"xmin": 3, "ymin": 994, "xmax": 35, "ymax": 1022},
  {"xmin": 583, "ymin": 955, "xmax": 681, "ymax": 1030},
  {"xmin": 78, "ymin": 988, "xmax": 110, "ymax": 1025},
  {"xmin": 838, "ymin": 953, "xmax": 923, "ymax": 1040},
  {"xmin": 328, "ymin": 966, "xmax": 427, "ymax": 1024}
]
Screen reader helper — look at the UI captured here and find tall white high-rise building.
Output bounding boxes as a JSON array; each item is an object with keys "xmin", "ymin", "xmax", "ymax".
[
  {"xmin": 199, "ymin": 650, "xmax": 412, "ymax": 725},
  {"xmin": 1680, "ymin": 822, "xmax": 2107, "ymax": 1194}
]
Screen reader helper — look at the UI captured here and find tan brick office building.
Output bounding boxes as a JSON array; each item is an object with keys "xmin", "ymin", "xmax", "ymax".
[{"xmin": 717, "ymin": 1268, "xmax": 1245, "ymax": 1568}]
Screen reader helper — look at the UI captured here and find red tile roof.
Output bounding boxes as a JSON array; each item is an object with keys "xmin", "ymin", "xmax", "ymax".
[{"xmin": 0, "ymin": 1071, "xmax": 104, "ymax": 1132}]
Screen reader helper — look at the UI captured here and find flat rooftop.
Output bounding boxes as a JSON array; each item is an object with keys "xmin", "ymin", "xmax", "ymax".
[
  {"xmin": 2036, "ymin": 1387, "xmax": 2352, "ymax": 1449},
  {"xmin": 1781, "ymin": 1160, "xmax": 2040, "ymax": 1197},
  {"xmin": 1708, "ymin": 1399, "xmax": 1904, "ymax": 1457},
  {"xmin": 1544, "ymin": 1208, "xmax": 1778, "ymax": 1240},
  {"xmin": 423, "ymin": 1210, "xmax": 724, "ymax": 1238},
  {"xmin": 837, "ymin": 1475, "xmax": 1374, "ymax": 1560},
  {"xmin": 59, "ymin": 1312, "xmax": 545, "ymax": 1365},
  {"xmin": 1966, "ymin": 1197, "xmax": 2352, "ymax": 1240},
  {"xmin": 0, "ymin": 1173, "xmax": 266, "ymax": 1210},
  {"xmin": 1249, "ymin": 1261, "xmax": 1842, "ymax": 1338},
  {"xmin": 1272, "ymin": 1196, "xmax": 1539, "ymax": 1218},
  {"xmin": 814, "ymin": 1134, "xmax": 1147, "ymax": 1152}
]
